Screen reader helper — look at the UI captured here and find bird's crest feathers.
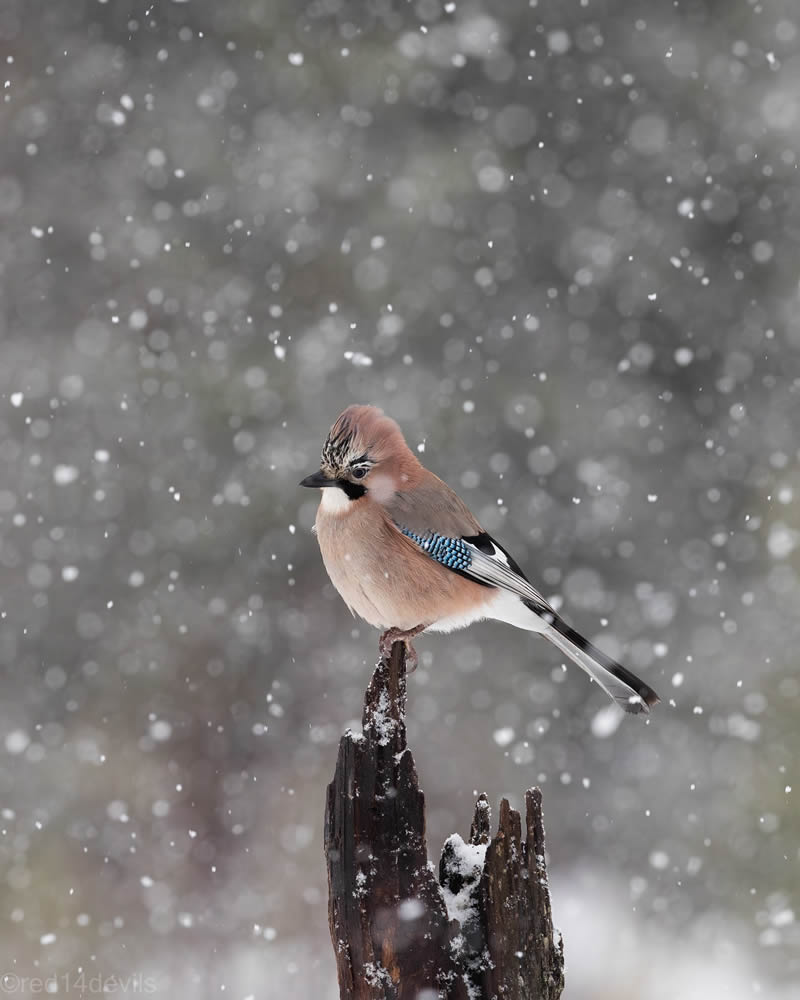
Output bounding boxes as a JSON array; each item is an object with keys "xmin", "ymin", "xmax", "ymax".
[{"xmin": 320, "ymin": 405, "xmax": 421, "ymax": 483}]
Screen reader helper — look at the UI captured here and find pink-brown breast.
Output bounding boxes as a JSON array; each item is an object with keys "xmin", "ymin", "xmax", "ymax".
[{"xmin": 313, "ymin": 497, "xmax": 488, "ymax": 631}]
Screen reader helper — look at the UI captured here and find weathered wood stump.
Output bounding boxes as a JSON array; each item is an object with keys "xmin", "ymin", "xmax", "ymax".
[{"xmin": 324, "ymin": 641, "xmax": 565, "ymax": 999}]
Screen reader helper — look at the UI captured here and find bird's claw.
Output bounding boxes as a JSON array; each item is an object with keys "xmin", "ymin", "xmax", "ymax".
[{"xmin": 379, "ymin": 625, "xmax": 425, "ymax": 673}]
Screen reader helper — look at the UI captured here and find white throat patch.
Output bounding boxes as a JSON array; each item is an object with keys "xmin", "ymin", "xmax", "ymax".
[{"xmin": 319, "ymin": 486, "xmax": 353, "ymax": 515}]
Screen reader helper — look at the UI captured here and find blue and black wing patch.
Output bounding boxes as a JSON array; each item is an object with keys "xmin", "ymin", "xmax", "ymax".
[
  {"xmin": 397, "ymin": 524, "xmax": 551, "ymax": 611},
  {"xmin": 399, "ymin": 527, "xmax": 474, "ymax": 572}
]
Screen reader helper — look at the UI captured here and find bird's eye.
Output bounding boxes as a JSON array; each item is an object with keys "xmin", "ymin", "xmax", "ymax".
[{"xmin": 351, "ymin": 466, "xmax": 367, "ymax": 480}]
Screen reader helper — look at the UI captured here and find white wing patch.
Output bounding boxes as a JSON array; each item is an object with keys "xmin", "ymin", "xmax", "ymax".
[
  {"xmin": 462, "ymin": 540, "xmax": 553, "ymax": 618},
  {"xmin": 483, "ymin": 539, "xmax": 510, "ymax": 566}
]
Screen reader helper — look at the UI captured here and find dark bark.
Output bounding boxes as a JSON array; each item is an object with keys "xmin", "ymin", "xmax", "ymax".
[{"xmin": 324, "ymin": 641, "xmax": 565, "ymax": 1000}]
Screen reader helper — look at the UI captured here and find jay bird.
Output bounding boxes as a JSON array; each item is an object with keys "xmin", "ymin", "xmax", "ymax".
[{"xmin": 300, "ymin": 405, "xmax": 659, "ymax": 714}]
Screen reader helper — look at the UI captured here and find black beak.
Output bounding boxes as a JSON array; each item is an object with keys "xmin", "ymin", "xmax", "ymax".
[{"xmin": 299, "ymin": 470, "xmax": 337, "ymax": 489}]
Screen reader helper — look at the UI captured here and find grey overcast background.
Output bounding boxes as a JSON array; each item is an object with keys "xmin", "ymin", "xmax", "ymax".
[{"xmin": 0, "ymin": 1, "xmax": 798, "ymax": 997}]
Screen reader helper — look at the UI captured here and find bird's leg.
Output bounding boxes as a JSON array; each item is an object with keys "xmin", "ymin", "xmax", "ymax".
[{"xmin": 379, "ymin": 624, "xmax": 426, "ymax": 673}]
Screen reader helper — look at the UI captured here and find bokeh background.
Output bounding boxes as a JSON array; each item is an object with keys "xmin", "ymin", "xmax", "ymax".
[{"xmin": 1, "ymin": 1, "xmax": 799, "ymax": 997}]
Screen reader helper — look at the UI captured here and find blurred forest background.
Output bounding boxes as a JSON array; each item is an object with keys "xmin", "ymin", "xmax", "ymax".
[{"xmin": 1, "ymin": 0, "xmax": 799, "ymax": 997}]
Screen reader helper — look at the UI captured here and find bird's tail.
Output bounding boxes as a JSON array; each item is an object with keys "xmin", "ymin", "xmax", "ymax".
[{"xmin": 528, "ymin": 602, "xmax": 660, "ymax": 715}]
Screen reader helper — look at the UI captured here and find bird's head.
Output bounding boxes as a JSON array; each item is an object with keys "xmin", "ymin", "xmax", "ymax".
[{"xmin": 300, "ymin": 405, "xmax": 420, "ymax": 504}]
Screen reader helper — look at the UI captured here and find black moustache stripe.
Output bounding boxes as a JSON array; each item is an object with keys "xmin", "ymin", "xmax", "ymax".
[{"xmin": 337, "ymin": 479, "xmax": 366, "ymax": 500}]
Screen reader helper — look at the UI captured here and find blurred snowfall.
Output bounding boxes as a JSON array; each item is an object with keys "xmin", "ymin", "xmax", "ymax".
[{"xmin": 0, "ymin": 1, "xmax": 799, "ymax": 997}]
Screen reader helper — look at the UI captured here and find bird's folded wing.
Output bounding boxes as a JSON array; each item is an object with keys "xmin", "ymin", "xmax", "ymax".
[
  {"xmin": 385, "ymin": 471, "xmax": 483, "ymax": 538},
  {"xmin": 386, "ymin": 522, "xmax": 550, "ymax": 616},
  {"xmin": 458, "ymin": 538, "xmax": 554, "ymax": 617},
  {"xmin": 385, "ymin": 469, "xmax": 554, "ymax": 614}
]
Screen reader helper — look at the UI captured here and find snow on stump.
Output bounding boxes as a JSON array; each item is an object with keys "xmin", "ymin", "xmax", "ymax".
[{"xmin": 324, "ymin": 640, "xmax": 565, "ymax": 1000}]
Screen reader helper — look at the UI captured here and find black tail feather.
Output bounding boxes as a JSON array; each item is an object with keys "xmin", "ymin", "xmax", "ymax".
[
  {"xmin": 525, "ymin": 599, "xmax": 660, "ymax": 713},
  {"xmin": 551, "ymin": 617, "xmax": 660, "ymax": 711}
]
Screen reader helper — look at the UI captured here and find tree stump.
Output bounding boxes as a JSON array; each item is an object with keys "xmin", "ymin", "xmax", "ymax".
[{"xmin": 324, "ymin": 641, "xmax": 565, "ymax": 1000}]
